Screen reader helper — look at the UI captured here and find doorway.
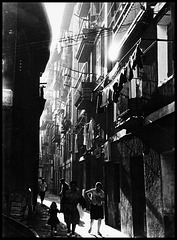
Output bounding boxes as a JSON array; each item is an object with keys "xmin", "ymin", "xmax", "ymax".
[{"xmin": 130, "ymin": 156, "xmax": 146, "ymax": 237}]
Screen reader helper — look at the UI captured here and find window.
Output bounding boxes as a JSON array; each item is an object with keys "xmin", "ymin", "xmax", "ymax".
[
  {"xmin": 157, "ymin": 10, "xmax": 173, "ymax": 86},
  {"xmin": 167, "ymin": 23, "xmax": 173, "ymax": 77}
]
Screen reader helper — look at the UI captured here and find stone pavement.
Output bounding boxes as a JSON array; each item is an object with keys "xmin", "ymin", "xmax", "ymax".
[{"xmin": 28, "ymin": 192, "xmax": 130, "ymax": 238}]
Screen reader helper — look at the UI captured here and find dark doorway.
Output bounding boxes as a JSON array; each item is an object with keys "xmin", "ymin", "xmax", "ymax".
[
  {"xmin": 114, "ymin": 163, "xmax": 121, "ymax": 230},
  {"xmin": 130, "ymin": 156, "xmax": 146, "ymax": 237}
]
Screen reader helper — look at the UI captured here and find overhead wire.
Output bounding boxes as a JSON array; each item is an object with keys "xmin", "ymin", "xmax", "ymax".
[
  {"xmin": 3, "ymin": 27, "xmax": 113, "ymax": 53},
  {"xmin": 3, "ymin": 3, "xmax": 152, "ymax": 53}
]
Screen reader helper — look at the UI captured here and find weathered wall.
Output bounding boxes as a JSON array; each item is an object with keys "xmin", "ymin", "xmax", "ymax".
[
  {"xmin": 112, "ymin": 136, "xmax": 166, "ymax": 237},
  {"xmin": 160, "ymin": 150, "xmax": 175, "ymax": 237},
  {"xmin": 119, "ymin": 136, "xmax": 144, "ymax": 237},
  {"xmin": 144, "ymin": 151, "xmax": 164, "ymax": 237}
]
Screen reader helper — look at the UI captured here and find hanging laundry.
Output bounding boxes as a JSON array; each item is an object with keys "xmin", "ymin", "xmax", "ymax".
[
  {"xmin": 103, "ymin": 75, "xmax": 110, "ymax": 88},
  {"xmin": 108, "ymin": 87, "xmax": 113, "ymax": 104},
  {"xmin": 132, "ymin": 45, "xmax": 143, "ymax": 70},
  {"xmin": 123, "ymin": 67, "xmax": 128, "ymax": 82},
  {"xmin": 86, "ymin": 123, "xmax": 91, "ymax": 151},
  {"xmin": 89, "ymin": 119, "xmax": 95, "ymax": 141},
  {"xmin": 96, "ymin": 92, "xmax": 104, "ymax": 114},
  {"xmin": 74, "ymin": 134, "xmax": 78, "ymax": 153},
  {"xmin": 86, "ymin": 131, "xmax": 90, "ymax": 151},
  {"xmin": 87, "ymin": 118, "xmax": 95, "ymax": 150},
  {"xmin": 126, "ymin": 58, "xmax": 133, "ymax": 81},
  {"xmin": 129, "ymin": 78, "xmax": 137, "ymax": 99},
  {"xmin": 103, "ymin": 141, "xmax": 111, "ymax": 162},
  {"xmin": 118, "ymin": 72, "xmax": 127, "ymax": 92},
  {"xmin": 120, "ymin": 71, "xmax": 127, "ymax": 84},
  {"xmin": 113, "ymin": 82, "xmax": 120, "ymax": 103},
  {"xmin": 100, "ymin": 88, "xmax": 109, "ymax": 107},
  {"xmin": 83, "ymin": 124, "xmax": 87, "ymax": 146}
]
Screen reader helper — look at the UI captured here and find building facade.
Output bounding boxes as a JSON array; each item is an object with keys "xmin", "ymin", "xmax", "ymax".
[
  {"xmin": 40, "ymin": 2, "xmax": 175, "ymax": 237},
  {"xmin": 2, "ymin": 2, "xmax": 51, "ymax": 223}
]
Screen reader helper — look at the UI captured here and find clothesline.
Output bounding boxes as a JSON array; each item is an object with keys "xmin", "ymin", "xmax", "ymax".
[
  {"xmin": 93, "ymin": 37, "xmax": 142, "ymax": 92},
  {"xmin": 93, "ymin": 37, "xmax": 173, "ymax": 92}
]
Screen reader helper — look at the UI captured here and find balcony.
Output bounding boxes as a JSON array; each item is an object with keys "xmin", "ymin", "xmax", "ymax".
[
  {"xmin": 52, "ymin": 125, "xmax": 60, "ymax": 143},
  {"xmin": 143, "ymin": 76, "xmax": 175, "ymax": 115},
  {"xmin": 76, "ymin": 28, "xmax": 97, "ymax": 63},
  {"xmin": 115, "ymin": 75, "xmax": 175, "ymax": 133},
  {"xmin": 75, "ymin": 82, "xmax": 95, "ymax": 110},
  {"xmin": 115, "ymin": 98, "xmax": 144, "ymax": 132}
]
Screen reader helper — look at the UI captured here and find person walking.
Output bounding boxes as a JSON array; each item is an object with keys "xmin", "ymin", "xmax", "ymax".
[
  {"xmin": 47, "ymin": 201, "xmax": 60, "ymax": 236},
  {"xmin": 85, "ymin": 182, "xmax": 105, "ymax": 236},
  {"xmin": 59, "ymin": 178, "xmax": 69, "ymax": 213},
  {"xmin": 63, "ymin": 180, "xmax": 82, "ymax": 238},
  {"xmin": 39, "ymin": 178, "xmax": 47, "ymax": 204}
]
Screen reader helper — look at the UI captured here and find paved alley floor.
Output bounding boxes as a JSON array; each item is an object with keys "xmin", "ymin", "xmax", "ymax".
[
  {"xmin": 29, "ymin": 192, "xmax": 130, "ymax": 238},
  {"xmin": 27, "ymin": 202, "xmax": 68, "ymax": 238}
]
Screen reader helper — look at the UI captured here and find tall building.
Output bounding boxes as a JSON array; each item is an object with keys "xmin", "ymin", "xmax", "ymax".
[{"xmin": 40, "ymin": 2, "xmax": 175, "ymax": 237}]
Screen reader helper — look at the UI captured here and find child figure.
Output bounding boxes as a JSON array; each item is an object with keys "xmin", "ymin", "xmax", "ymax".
[{"xmin": 47, "ymin": 201, "xmax": 60, "ymax": 236}]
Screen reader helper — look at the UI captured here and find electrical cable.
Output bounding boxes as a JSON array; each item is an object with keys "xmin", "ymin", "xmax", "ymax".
[{"xmin": 3, "ymin": 27, "xmax": 113, "ymax": 52}]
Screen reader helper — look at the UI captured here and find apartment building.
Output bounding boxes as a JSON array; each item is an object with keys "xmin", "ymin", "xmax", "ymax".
[
  {"xmin": 40, "ymin": 2, "xmax": 175, "ymax": 237},
  {"xmin": 3, "ymin": 2, "xmax": 51, "ymax": 221}
]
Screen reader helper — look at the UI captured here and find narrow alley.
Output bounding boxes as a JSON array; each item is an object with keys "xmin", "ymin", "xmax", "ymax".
[{"xmin": 3, "ymin": 2, "xmax": 175, "ymax": 238}]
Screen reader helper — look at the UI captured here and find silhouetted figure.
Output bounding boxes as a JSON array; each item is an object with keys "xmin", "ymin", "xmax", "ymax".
[
  {"xmin": 47, "ymin": 201, "xmax": 60, "ymax": 236},
  {"xmin": 59, "ymin": 178, "xmax": 69, "ymax": 212},
  {"xmin": 39, "ymin": 178, "xmax": 47, "ymax": 204},
  {"xmin": 63, "ymin": 181, "xmax": 81, "ymax": 237}
]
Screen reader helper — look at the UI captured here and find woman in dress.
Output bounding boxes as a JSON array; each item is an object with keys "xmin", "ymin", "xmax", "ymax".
[
  {"xmin": 85, "ymin": 182, "xmax": 105, "ymax": 236},
  {"xmin": 63, "ymin": 181, "xmax": 82, "ymax": 237}
]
